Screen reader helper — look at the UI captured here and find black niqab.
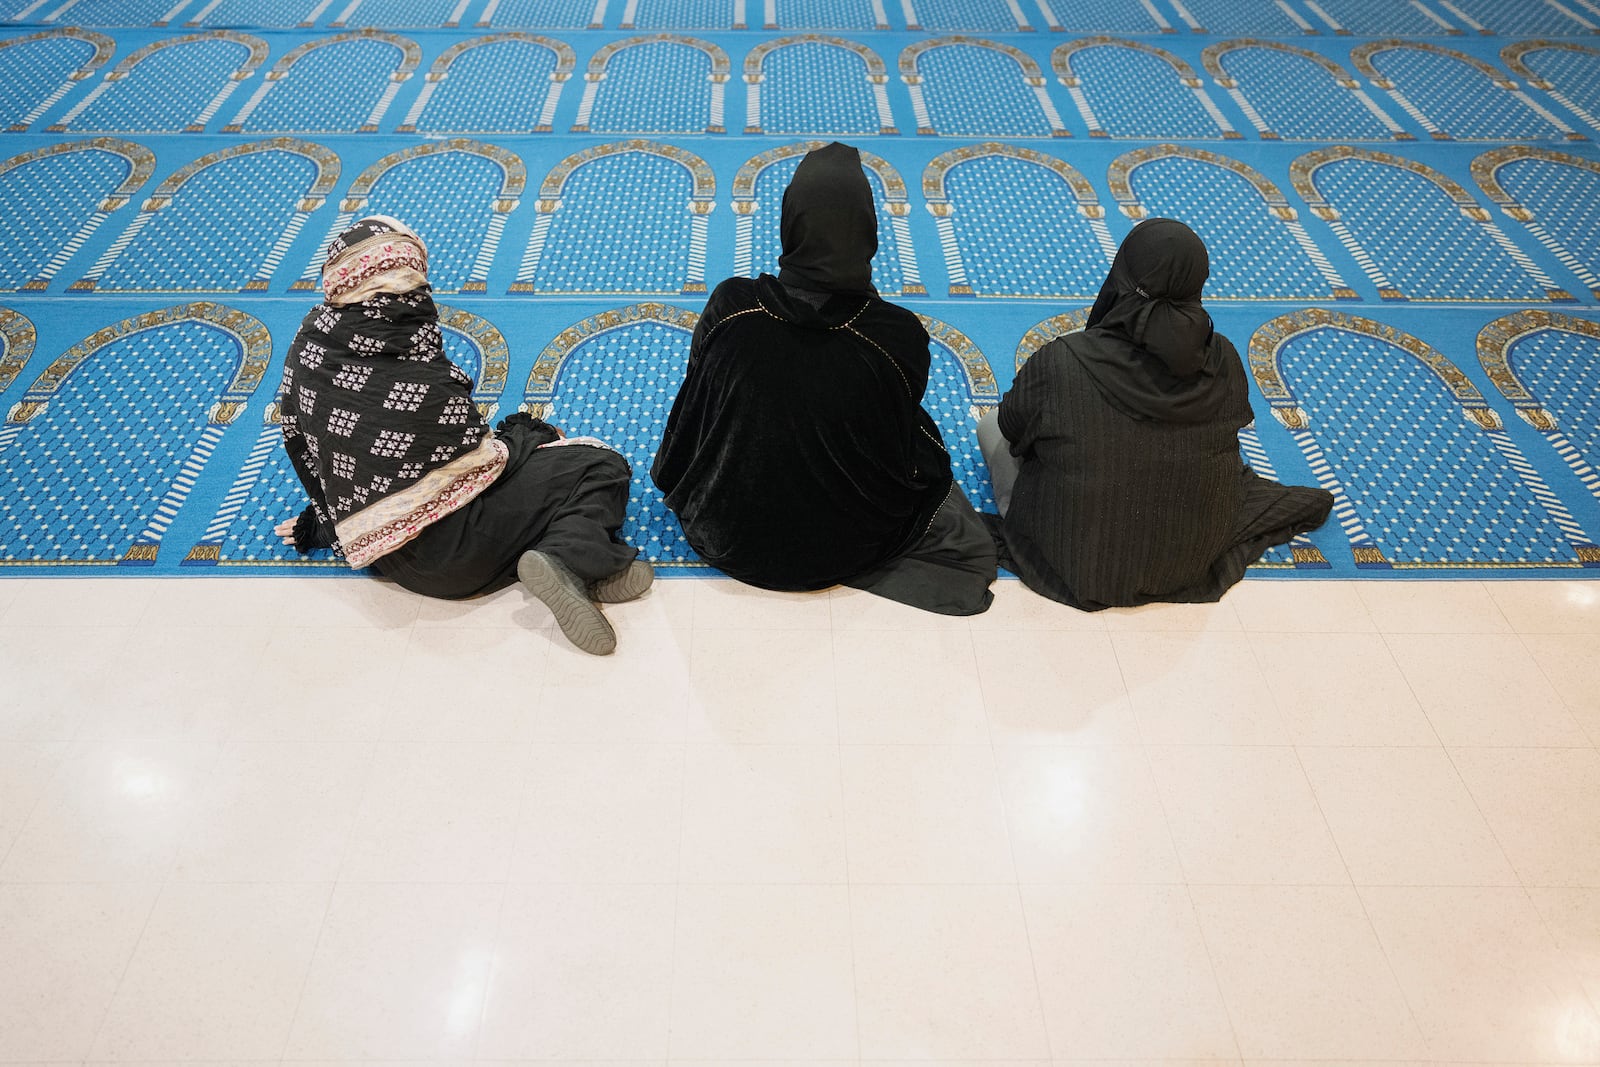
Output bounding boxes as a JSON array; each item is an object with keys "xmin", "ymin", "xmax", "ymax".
[
  {"xmin": 1076, "ymin": 217, "xmax": 1234, "ymax": 423},
  {"xmin": 777, "ymin": 142, "xmax": 878, "ymax": 296}
]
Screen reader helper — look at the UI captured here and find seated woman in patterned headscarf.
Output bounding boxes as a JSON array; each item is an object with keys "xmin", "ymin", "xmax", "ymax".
[
  {"xmin": 651, "ymin": 142, "xmax": 996, "ymax": 615},
  {"xmin": 275, "ymin": 215, "xmax": 651, "ymax": 655},
  {"xmin": 979, "ymin": 217, "xmax": 1333, "ymax": 611}
]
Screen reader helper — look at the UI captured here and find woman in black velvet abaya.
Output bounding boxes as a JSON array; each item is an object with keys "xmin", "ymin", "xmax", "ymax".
[
  {"xmin": 979, "ymin": 217, "xmax": 1334, "ymax": 611},
  {"xmin": 651, "ymin": 142, "xmax": 996, "ymax": 615}
]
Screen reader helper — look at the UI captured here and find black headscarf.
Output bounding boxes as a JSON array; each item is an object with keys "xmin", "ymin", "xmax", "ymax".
[
  {"xmin": 1076, "ymin": 217, "xmax": 1235, "ymax": 423},
  {"xmin": 776, "ymin": 142, "xmax": 878, "ymax": 296}
]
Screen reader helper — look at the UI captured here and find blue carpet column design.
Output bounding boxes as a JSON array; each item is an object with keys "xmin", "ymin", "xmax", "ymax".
[
  {"xmin": 904, "ymin": 36, "xmax": 1068, "ymax": 137},
  {"xmin": 1055, "ymin": 37, "xmax": 1240, "ymax": 140},
  {"xmin": 0, "ymin": 302, "xmax": 269, "ymax": 565},
  {"xmin": 222, "ymin": 30, "xmax": 422, "ymax": 134},
  {"xmin": 515, "ymin": 140, "xmax": 713, "ymax": 294},
  {"xmin": 1106, "ymin": 144, "xmax": 1357, "ymax": 301},
  {"xmin": 2, "ymin": 0, "xmax": 1599, "ymax": 579},
  {"xmin": 572, "ymin": 34, "xmax": 730, "ymax": 134},
  {"xmin": 742, "ymin": 35, "xmax": 896, "ymax": 135},
  {"xmin": 1248, "ymin": 308, "xmax": 1599, "ymax": 569},
  {"xmin": 48, "ymin": 31, "xmax": 269, "ymax": 133},
  {"xmin": 1351, "ymin": 39, "xmax": 1585, "ymax": 142},
  {"xmin": 0, "ymin": 28, "xmax": 115, "ymax": 131},
  {"xmin": 1504, "ymin": 40, "xmax": 1600, "ymax": 134},
  {"xmin": 924, "ymin": 143, "xmax": 1116, "ymax": 298},
  {"xmin": 1290, "ymin": 146, "xmax": 1575, "ymax": 303},
  {"xmin": 397, "ymin": 33, "xmax": 574, "ymax": 133},
  {"xmin": 71, "ymin": 138, "xmax": 339, "ymax": 292},
  {"xmin": 1477, "ymin": 310, "xmax": 1600, "ymax": 520},
  {"xmin": 0, "ymin": 138, "xmax": 155, "ymax": 292},
  {"xmin": 1200, "ymin": 40, "xmax": 1408, "ymax": 142},
  {"xmin": 1473, "ymin": 146, "xmax": 1600, "ymax": 300}
]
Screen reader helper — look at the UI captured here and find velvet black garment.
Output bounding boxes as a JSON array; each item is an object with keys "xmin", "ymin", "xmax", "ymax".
[
  {"xmin": 651, "ymin": 274, "xmax": 953, "ymax": 591},
  {"xmin": 992, "ymin": 218, "xmax": 1333, "ymax": 610},
  {"xmin": 375, "ymin": 414, "xmax": 638, "ymax": 599}
]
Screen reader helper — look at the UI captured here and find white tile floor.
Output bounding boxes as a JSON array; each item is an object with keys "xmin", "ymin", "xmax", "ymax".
[{"xmin": 1, "ymin": 574, "xmax": 1599, "ymax": 1063}]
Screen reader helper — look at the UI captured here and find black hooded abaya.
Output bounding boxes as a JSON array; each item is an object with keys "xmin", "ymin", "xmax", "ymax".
[
  {"xmin": 651, "ymin": 143, "xmax": 995, "ymax": 613},
  {"xmin": 992, "ymin": 218, "xmax": 1333, "ymax": 611}
]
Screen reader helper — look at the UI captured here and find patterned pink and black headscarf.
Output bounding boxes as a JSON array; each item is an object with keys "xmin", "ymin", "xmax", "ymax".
[{"xmin": 321, "ymin": 214, "xmax": 430, "ymax": 307}]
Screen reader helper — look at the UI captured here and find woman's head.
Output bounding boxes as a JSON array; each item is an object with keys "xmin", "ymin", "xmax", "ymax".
[
  {"xmin": 1088, "ymin": 218, "xmax": 1213, "ymax": 377},
  {"xmin": 777, "ymin": 142, "xmax": 878, "ymax": 295},
  {"xmin": 321, "ymin": 215, "xmax": 430, "ymax": 306}
]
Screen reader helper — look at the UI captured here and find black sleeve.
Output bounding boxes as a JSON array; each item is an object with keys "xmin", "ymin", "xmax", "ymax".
[
  {"xmin": 280, "ymin": 415, "xmax": 339, "ymax": 554},
  {"xmin": 495, "ymin": 410, "xmax": 561, "ymax": 446},
  {"xmin": 997, "ymin": 338, "xmax": 1061, "ymax": 456}
]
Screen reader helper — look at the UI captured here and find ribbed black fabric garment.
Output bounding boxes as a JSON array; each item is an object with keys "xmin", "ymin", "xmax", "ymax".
[{"xmin": 994, "ymin": 336, "xmax": 1333, "ymax": 611}]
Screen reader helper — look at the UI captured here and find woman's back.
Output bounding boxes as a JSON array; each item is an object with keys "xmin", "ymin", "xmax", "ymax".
[{"xmin": 998, "ymin": 331, "xmax": 1253, "ymax": 610}]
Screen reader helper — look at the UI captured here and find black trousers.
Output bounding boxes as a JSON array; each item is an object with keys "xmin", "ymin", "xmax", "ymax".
[{"xmin": 376, "ymin": 421, "xmax": 639, "ymax": 600}]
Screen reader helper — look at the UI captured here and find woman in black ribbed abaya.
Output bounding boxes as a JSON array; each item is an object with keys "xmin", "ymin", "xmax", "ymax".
[{"xmin": 979, "ymin": 218, "xmax": 1333, "ymax": 611}]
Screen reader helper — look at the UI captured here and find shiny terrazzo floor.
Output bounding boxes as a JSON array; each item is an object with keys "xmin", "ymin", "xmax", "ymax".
[{"xmin": 1, "ymin": 575, "xmax": 1599, "ymax": 1062}]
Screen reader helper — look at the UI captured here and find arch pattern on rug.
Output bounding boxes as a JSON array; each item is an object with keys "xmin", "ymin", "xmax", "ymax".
[
  {"xmin": 923, "ymin": 142, "xmax": 1114, "ymax": 298},
  {"xmin": 901, "ymin": 36, "xmax": 1067, "ymax": 137},
  {"xmin": 572, "ymin": 34, "xmax": 730, "ymax": 134},
  {"xmin": 901, "ymin": 0, "xmax": 1033, "ymax": 32},
  {"xmin": 521, "ymin": 301, "xmax": 702, "ymax": 564},
  {"xmin": 1472, "ymin": 146, "xmax": 1600, "ymax": 300},
  {"xmin": 1298, "ymin": 0, "xmax": 1464, "ymax": 36},
  {"xmin": 1247, "ymin": 307, "xmax": 1596, "ymax": 568},
  {"xmin": 1053, "ymin": 37, "xmax": 1238, "ymax": 139},
  {"xmin": 34, "ymin": 0, "xmax": 189, "ymax": 26},
  {"xmin": 48, "ymin": 30, "xmax": 268, "ymax": 133},
  {"xmin": 743, "ymin": 35, "xmax": 895, "ymax": 135},
  {"xmin": 0, "ymin": 306, "xmax": 38, "ymax": 395},
  {"xmin": 293, "ymin": 138, "xmax": 523, "ymax": 294},
  {"xmin": 1351, "ymin": 39, "xmax": 1580, "ymax": 141},
  {"xmin": 1501, "ymin": 40, "xmax": 1600, "ymax": 136},
  {"xmin": 223, "ymin": 30, "xmax": 421, "ymax": 133},
  {"xmin": 73, "ymin": 138, "xmax": 339, "ymax": 293},
  {"xmin": 1169, "ymin": 0, "xmax": 1309, "ymax": 35},
  {"xmin": 191, "ymin": 301, "xmax": 509, "ymax": 565},
  {"xmin": 732, "ymin": 141, "xmax": 921, "ymax": 295},
  {"xmin": 1038, "ymin": 0, "xmax": 1174, "ymax": 33},
  {"xmin": 516, "ymin": 140, "xmax": 714, "ymax": 294},
  {"xmin": 0, "ymin": 301, "xmax": 271, "ymax": 565},
  {"xmin": 1291, "ymin": 146, "xmax": 1572, "ymax": 302},
  {"xmin": 329, "ymin": 0, "xmax": 470, "ymax": 28},
  {"xmin": 1477, "ymin": 310, "xmax": 1600, "ymax": 523},
  {"xmin": 0, "ymin": 28, "xmax": 116, "ymax": 131},
  {"xmin": 0, "ymin": 138, "xmax": 155, "ymax": 292},
  {"xmin": 1108, "ymin": 145, "xmax": 1356, "ymax": 301},
  {"xmin": 916, "ymin": 311, "xmax": 1000, "ymax": 512},
  {"xmin": 620, "ymin": 0, "xmax": 737, "ymax": 31},
  {"xmin": 762, "ymin": 0, "xmax": 887, "ymax": 30},
  {"xmin": 475, "ymin": 0, "xmax": 605, "ymax": 29},
  {"xmin": 1202, "ymin": 39, "xmax": 1405, "ymax": 141},
  {"xmin": 1427, "ymin": 0, "xmax": 1598, "ymax": 36},
  {"xmin": 398, "ymin": 33, "xmax": 575, "ymax": 133},
  {"xmin": 184, "ymin": 0, "xmax": 333, "ymax": 27}
]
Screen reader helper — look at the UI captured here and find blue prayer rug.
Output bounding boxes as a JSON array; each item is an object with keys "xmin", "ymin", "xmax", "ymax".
[{"xmin": 1, "ymin": 0, "xmax": 1598, "ymax": 577}]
